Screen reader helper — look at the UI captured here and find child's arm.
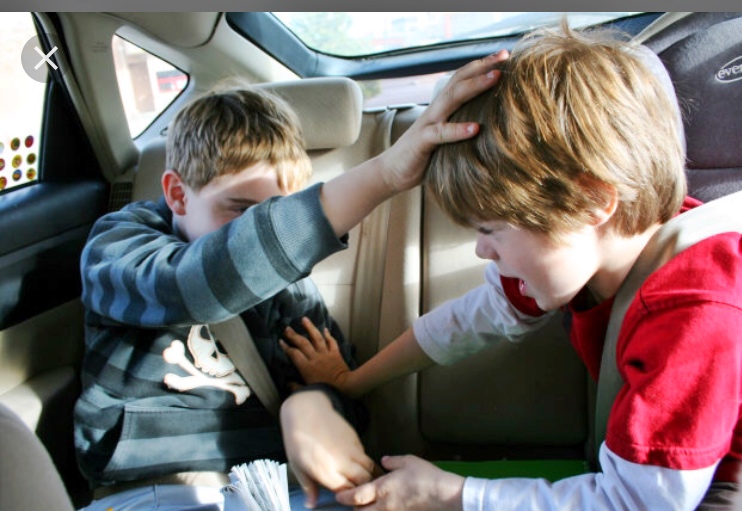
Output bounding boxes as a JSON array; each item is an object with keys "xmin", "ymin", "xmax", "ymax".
[
  {"xmin": 319, "ymin": 50, "xmax": 507, "ymax": 237},
  {"xmin": 282, "ymin": 319, "xmax": 433, "ymax": 398},
  {"xmin": 282, "ymin": 261, "xmax": 550, "ymax": 397}
]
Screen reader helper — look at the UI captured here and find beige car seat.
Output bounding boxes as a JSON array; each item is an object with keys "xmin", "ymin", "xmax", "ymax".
[{"xmin": 0, "ymin": 403, "xmax": 75, "ymax": 511}]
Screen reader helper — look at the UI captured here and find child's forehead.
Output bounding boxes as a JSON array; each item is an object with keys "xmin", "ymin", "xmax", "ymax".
[
  {"xmin": 235, "ymin": 161, "xmax": 279, "ymax": 175},
  {"xmin": 224, "ymin": 161, "xmax": 280, "ymax": 181},
  {"xmin": 206, "ymin": 162, "xmax": 280, "ymax": 190}
]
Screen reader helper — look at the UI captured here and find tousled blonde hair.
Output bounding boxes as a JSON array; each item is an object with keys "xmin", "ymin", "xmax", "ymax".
[
  {"xmin": 166, "ymin": 84, "xmax": 311, "ymax": 193},
  {"xmin": 427, "ymin": 24, "xmax": 687, "ymax": 240}
]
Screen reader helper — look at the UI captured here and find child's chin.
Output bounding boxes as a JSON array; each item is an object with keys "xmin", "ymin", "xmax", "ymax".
[{"xmin": 534, "ymin": 296, "xmax": 564, "ymax": 312}]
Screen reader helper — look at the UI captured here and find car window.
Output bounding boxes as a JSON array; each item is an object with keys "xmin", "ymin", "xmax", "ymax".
[
  {"xmin": 0, "ymin": 12, "xmax": 45, "ymax": 192},
  {"xmin": 359, "ymin": 71, "xmax": 448, "ymax": 109},
  {"xmin": 242, "ymin": 12, "xmax": 647, "ymax": 109},
  {"xmin": 272, "ymin": 12, "xmax": 643, "ymax": 57},
  {"xmin": 112, "ymin": 35, "xmax": 188, "ymax": 138}
]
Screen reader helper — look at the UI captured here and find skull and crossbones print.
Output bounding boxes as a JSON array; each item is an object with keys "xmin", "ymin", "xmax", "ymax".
[{"xmin": 163, "ymin": 325, "xmax": 251, "ymax": 404}]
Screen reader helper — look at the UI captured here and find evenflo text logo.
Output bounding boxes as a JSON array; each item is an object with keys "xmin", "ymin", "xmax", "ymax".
[{"xmin": 716, "ymin": 56, "xmax": 742, "ymax": 83}]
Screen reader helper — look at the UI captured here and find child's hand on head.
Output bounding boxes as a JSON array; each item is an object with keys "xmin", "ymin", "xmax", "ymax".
[
  {"xmin": 281, "ymin": 317, "xmax": 353, "ymax": 393},
  {"xmin": 379, "ymin": 50, "xmax": 508, "ymax": 193}
]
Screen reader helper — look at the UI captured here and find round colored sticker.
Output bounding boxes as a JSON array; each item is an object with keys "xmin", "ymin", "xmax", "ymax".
[
  {"xmin": 26, "ymin": 168, "xmax": 37, "ymax": 180},
  {"xmin": 0, "ymin": 142, "xmax": 4, "ymax": 154},
  {"xmin": 10, "ymin": 138, "xmax": 20, "ymax": 151},
  {"xmin": 0, "ymin": 159, "xmax": 4, "ymax": 171},
  {"xmin": 12, "ymin": 155, "xmax": 22, "ymax": 168},
  {"xmin": 0, "ymin": 177, "xmax": 6, "ymax": 190},
  {"xmin": 25, "ymin": 135, "xmax": 34, "ymax": 148},
  {"xmin": 12, "ymin": 169, "xmax": 22, "ymax": 181},
  {"xmin": 27, "ymin": 153, "xmax": 36, "ymax": 164}
]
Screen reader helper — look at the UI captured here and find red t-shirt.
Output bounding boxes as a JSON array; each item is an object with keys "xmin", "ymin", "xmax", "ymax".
[{"xmin": 502, "ymin": 200, "xmax": 742, "ymax": 481}]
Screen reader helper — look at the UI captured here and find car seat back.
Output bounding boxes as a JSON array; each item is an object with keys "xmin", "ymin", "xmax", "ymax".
[
  {"xmin": 0, "ymin": 403, "xmax": 75, "ymax": 511},
  {"xmin": 361, "ymin": 108, "xmax": 590, "ymax": 463},
  {"xmin": 641, "ymin": 12, "xmax": 742, "ymax": 202}
]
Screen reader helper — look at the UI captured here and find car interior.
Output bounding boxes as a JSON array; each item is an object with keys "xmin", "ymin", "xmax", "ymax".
[{"xmin": 1, "ymin": 11, "xmax": 741, "ymax": 509}]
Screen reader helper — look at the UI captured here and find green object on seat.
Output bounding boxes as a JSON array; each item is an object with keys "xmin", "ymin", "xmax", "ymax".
[{"xmin": 434, "ymin": 459, "xmax": 590, "ymax": 482}]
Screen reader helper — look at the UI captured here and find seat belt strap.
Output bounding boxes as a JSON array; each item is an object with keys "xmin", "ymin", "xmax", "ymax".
[
  {"xmin": 594, "ymin": 190, "xmax": 742, "ymax": 467},
  {"xmin": 211, "ymin": 316, "xmax": 281, "ymax": 418},
  {"xmin": 349, "ymin": 108, "xmax": 396, "ymax": 362}
]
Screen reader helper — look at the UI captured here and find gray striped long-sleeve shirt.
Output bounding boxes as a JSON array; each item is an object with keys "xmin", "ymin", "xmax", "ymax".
[{"xmin": 74, "ymin": 184, "xmax": 361, "ymax": 487}]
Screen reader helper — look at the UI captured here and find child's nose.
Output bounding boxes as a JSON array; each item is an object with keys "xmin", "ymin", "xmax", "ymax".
[{"xmin": 475, "ymin": 234, "xmax": 499, "ymax": 261}]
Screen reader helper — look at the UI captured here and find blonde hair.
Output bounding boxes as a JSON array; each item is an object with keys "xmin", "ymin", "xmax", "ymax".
[
  {"xmin": 427, "ymin": 24, "xmax": 687, "ymax": 240},
  {"xmin": 166, "ymin": 85, "xmax": 311, "ymax": 193}
]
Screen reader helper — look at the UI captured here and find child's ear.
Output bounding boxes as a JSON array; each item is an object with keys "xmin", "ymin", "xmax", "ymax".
[
  {"xmin": 162, "ymin": 169, "xmax": 187, "ymax": 216},
  {"xmin": 591, "ymin": 184, "xmax": 619, "ymax": 227}
]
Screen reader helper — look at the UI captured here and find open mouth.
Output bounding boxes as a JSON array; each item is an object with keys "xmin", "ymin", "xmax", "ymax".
[{"xmin": 519, "ymin": 279, "xmax": 527, "ymax": 296}]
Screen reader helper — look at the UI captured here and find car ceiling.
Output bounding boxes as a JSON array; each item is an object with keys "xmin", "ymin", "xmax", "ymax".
[{"xmin": 107, "ymin": 12, "xmax": 221, "ymax": 48}]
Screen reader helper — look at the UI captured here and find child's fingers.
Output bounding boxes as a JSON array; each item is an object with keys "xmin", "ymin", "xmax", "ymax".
[
  {"xmin": 344, "ymin": 460, "xmax": 375, "ymax": 488},
  {"xmin": 430, "ymin": 122, "xmax": 480, "ymax": 145},
  {"xmin": 281, "ymin": 329, "xmax": 314, "ymax": 359},
  {"xmin": 371, "ymin": 462, "xmax": 387, "ymax": 479},
  {"xmin": 281, "ymin": 339, "xmax": 308, "ymax": 364},
  {"xmin": 301, "ymin": 317, "xmax": 329, "ymax": 352},
  {"xmin": 379, "ymin": 455, "xmax": 408, "ymax": 471},
  {"xmin": 336, "ymin": 482, "xmax": 377, "ymax": 507},
  {"xmin": 324, "ymin": 327, "xmax": 341, "ymax": 353},
  {"xmin": 426, "ymin": 50, "xmax": 508, "ymax": 122},
  {"xmin": 292, "ymin": 470, "xmax": 320, "ymax": 509},
  {"xmin": 446, "ymin": 50, "xmax": 508, "ymax": 95},
  {"xmin": 452, "ymin": 49, "xmax": 508, "ymax": 82},
  {"xmin": 283, "ymin": 326, "xmax": 309, "ymax": 347}
]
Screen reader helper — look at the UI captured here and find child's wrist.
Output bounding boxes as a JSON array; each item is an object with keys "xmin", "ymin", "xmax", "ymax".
[
  {"xmin": 341, "ymin": 370, "xmax": 363, "ymax": 399},
  {"xmin": 370, "ymin": 153, "xmax": 399, "ymax": 194}
]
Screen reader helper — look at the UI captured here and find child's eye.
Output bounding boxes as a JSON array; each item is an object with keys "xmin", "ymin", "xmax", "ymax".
[
  {"xmin": 232, "ymin": 202, "xmax": 257, "ymax": 214},
  {"xmin": 477, "ymin": 226, "xmax": 494, "ymax": 235}
]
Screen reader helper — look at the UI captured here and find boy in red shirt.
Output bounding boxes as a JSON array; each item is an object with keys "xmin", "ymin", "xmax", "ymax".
[{"xmin": 280, "ymin": 24, "xmax": 742, "ymax": 511}]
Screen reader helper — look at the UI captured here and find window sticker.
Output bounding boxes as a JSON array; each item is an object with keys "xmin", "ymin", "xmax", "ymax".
[
  {"xmin": 0, "ymin": 132, "xmax": 39, "ymax": 191},
  {"xmin": 0, "ymin": 13, "xmax": 45, "ymax": 192}
]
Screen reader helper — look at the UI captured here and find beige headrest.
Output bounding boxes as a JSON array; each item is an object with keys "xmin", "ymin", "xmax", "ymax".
[
  {"xmin": 260, "ymin": 77, "xmax": 363, "ymax": 150},
  {"xmin": 132, "ymin": 77, "xmax": 363, "ymax": 203}
]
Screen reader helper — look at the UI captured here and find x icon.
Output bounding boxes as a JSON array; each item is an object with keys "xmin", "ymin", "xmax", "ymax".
[{"xmin": 34, "ymin": 45, "xmax": 58, "ymax": 70}]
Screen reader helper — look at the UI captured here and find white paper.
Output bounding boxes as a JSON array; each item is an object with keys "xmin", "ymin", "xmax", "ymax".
[{"xmin": 222, "ymin": 459, "xmax": 290, "ymax": 511}]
